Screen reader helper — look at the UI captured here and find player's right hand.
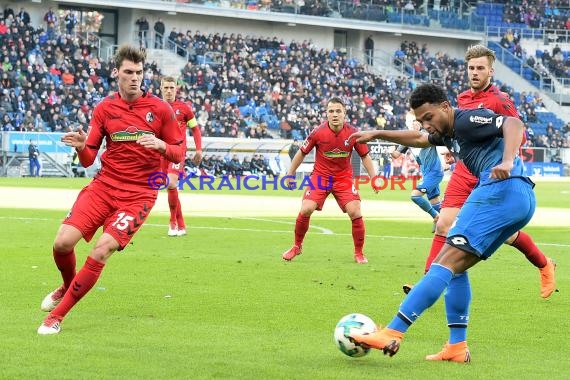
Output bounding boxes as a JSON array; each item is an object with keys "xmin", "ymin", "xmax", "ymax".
[
  {"xmin": 61, "ymin": 127, "xmax": 87, "ymax": 150},
  {"xmin": 283, "ymin": 175, "xmax": 296, "ymax": 190},
  {"xmin": 349, "ymin": 131, "xmax": 375, "ymax": 144}
]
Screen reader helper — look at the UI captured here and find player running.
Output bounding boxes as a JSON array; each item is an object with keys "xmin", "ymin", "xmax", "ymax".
[
  {"xmin": 160, "ymin": 76, "xmax": 203, "ymax": 236},
  {"xmin": 38, "ymin": 45, "xmax": 185, "ymax": 335},
  {"xmin": 281, "ymin": 97, "xmax": 377, "ymax": 264}
]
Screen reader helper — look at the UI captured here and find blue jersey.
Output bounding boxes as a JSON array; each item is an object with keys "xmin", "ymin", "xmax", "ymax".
[
  {"xmin": 417, "ymin": 145, "xmax": 443, "ymax": 179},
  {"xmin": 428, "ymin": 108, "xmax": 525, "ymax": 184},
  {"xmin": 396, "ymin": 144, "xmax": 442, "ymax": 178},
  {"xmin": 432, "ymin": 109, "xmax": 536, "ymax": 259}
]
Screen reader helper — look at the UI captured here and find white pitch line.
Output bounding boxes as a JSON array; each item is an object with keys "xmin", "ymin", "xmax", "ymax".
[
  {"xmin": 231, "ymin": 217, "xmax": 334, "ymax": 235},
  {"xmin": 1, "ymin": 216, "xmax": 568, "ymax": 247}
]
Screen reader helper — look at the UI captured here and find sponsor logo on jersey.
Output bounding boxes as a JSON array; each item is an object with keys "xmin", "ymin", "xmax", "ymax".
[
  {"xmin": 110, "ymin": 126, "xmax": 155, "ymax": 142},
  {"xmin": 324, "ymin": 148, "xmax": 350, "ymax": 158},
  {"xmin": 469, "ymin": 115, "xmax": 493, "ymax": 124},
  {"xmin": 495, "ymin": 116, "xmax": 504, "ymax": 128}
]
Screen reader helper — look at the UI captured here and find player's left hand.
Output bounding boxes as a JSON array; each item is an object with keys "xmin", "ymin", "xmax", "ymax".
[
  {"xmin": 490, "ymin": 161, "xmax": 513, "ymax": 179},
  {"xmin": 137, "ymin": 135, "xmax": 166, "ymax": 152},
  {"xmin": 193, "ymin": 150, "xmax": 203, "ymax": 165},
  {"xmin": 370, "ymin": 179, "xmax": 379, "ymax": 194}
]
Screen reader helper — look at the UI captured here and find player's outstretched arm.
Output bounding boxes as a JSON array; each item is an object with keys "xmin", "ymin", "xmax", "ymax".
[{"xmin": 350, "ymin": 130, "xmax": 431, "ymax": 148}]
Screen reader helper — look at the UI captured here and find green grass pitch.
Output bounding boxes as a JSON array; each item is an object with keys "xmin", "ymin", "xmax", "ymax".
[{"xmin": 0, "ymin": 178, "xmax": 568, "ymax": 379}]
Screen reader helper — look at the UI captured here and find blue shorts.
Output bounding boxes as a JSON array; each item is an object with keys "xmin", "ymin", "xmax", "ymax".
[
  {"xmin": 447, "ymin": 177, "xmax": 535, "ymax": 259},
  {"xmin": 416, "ymin": 173, "xmax": 443, "ymax": 200}
]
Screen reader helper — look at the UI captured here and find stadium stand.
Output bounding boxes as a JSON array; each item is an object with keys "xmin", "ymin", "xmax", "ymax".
[{"xmin": 0, "ymin": 0, "xmax": 568, "ymax": 178}]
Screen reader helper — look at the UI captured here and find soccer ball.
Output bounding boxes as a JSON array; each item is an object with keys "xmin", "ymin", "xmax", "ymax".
[{"xmin": 334, "ymin": 313, "xmax": 377, "ymax": 357}]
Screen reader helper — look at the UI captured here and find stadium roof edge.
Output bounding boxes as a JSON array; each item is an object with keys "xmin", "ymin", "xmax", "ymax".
[{"xmin": 54, "ymin": 0, "xmax": 484, "ymax": 40}]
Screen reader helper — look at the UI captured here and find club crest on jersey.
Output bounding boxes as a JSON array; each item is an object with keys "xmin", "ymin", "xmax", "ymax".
[
  {"xmin": 110, "ymin": 126, "xmax": 155, "ymax": 142},
  {"xmin": 344, "ymin": 139, "xmax": 350, "ymax": 146},
  {"xmin": 324, "ymin": 148, "xmax": 350, "ymax": 158},
  {"xmin": 146, "ymin": 112, "xmax": 154, "ymax": 123},
  {"xmin": 469, "ymin": 115, "xmax": 493, "ymax": 124},
  {"xmin": 175, "ymin": 109, "xmax": 181, "ymax": 115}
]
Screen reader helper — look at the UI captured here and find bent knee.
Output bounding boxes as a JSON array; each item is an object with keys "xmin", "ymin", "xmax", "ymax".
[
  {"xmin": 504, "ymin": 232, "xmax": 519, "ymax": 245},
  {"xmin": 434, "ymin": 217, "xmax": 453, "ymax": 236},
  {"xmin": 53, "ymin": 238, "xmax": 76, "ymax": 253}
]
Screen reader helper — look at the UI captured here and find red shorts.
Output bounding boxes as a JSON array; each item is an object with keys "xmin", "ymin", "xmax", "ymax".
[
  {"xmin": 302, "ymin": 174, "xmax": 360, "ymax": 212},
  {"xmin": 441, "ymin": 161, "xmax": 479, "ymax": 208},
  {"xmin": 161, "ymin": 157, "xmax": 184, "ymax": 176},
  {"xmin": 63, "ymin": 180, "xmax": 158, "ymax": 250}
]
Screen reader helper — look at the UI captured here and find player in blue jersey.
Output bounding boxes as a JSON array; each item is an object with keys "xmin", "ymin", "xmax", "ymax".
[
  {"xmin": 391, "ymin": 120, "xmax": 443, "ymax": 227},
  {"xmin": 347, "ymin": 83, "xmax": 536, "ymax": 363}
]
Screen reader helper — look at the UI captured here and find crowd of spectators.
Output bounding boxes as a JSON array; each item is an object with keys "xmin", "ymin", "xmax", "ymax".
[
  {"xmin": 1, "ymin": 4, "xmax": 568, "ymax": 150},
  {"xmin": 501, "ymin": 0, "xmax": 569, "ymax": 30},
  {"xmin": 532, "ymin": 44, "xmax": 570, "ymax": 80},
  {"xmin": 185, "ymin": 152, "xmax": 277, "ymax": 178},
  {"xmin": 0, "ymin": 6, "xmax": 127, "ymax": 133}
]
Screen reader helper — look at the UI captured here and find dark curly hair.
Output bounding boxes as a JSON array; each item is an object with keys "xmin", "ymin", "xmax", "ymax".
[{"xmin": 409, "ymin": 83, "xmax": 448, "ymax": 109}]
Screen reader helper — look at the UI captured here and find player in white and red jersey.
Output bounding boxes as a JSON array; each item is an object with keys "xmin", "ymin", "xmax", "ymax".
[
  {"xmin": 160, "ymin": 76, "xmax": 202, "ymax": 237},
  {"xmin": 281, "ymin": 97, "xmax": 377, "ymax": 264},
  {"xmin": 38, "ymin": 45, "xmax": 185, "ymax": 335}
]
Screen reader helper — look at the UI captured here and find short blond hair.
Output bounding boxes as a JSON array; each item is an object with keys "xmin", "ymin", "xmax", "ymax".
[
  {"xmin": 160, "ymin": 76, "xmax": 177, "ymax": 84},
  {"xmin": 465, "ymin": 44, "xmax": 495, "ymax": 66}
]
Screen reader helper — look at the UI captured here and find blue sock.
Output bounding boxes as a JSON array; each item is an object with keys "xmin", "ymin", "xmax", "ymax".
[
  {"xmin": 445, "ymin": 272, "xmax": 471, "ymax": 344},
  {"xmin": 432, "ymin": 202, "xmax": 441, "ymax": 213},
  {"xmin": 411, "ymin": 195, "xmax": 438, "ymax": 218},
  {"xmin": 388, "ymin": 264, "xmax": 453, "ymax": 333}
]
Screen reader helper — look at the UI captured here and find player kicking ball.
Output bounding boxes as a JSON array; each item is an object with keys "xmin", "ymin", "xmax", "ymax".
[{"xmin": 347, "ymin": 83, "xmax": 537, "ymax": 363}]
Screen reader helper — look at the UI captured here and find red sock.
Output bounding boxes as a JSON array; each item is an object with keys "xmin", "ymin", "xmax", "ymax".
[
  {"xmin": 425, "ymin": 234, "xmax": 447, "ymax": 273},
  {"xmin": 176, "ymin": 198, "xmax": 185, "ymax": 229},
  {"xmin": 167, "ymin": 188, "xmax": 178, "ymax": 224},
  {"xmin": 351, "ymin": 217, "xmax": 365, "ymax": 255},
  {"xmin": 294, "ymin": 213, "xmax": 310, "ymax": 247},
  {"xmin": 53, "ymin": 247, "xmax": 76, "ymax": 289},
  {"xmin": 51, "ymin": 256, "xmax": 105, "ymax": 320},
  {"xmin": 510, "ymin": 231, "xmax": 547, "ymax": 268}
]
